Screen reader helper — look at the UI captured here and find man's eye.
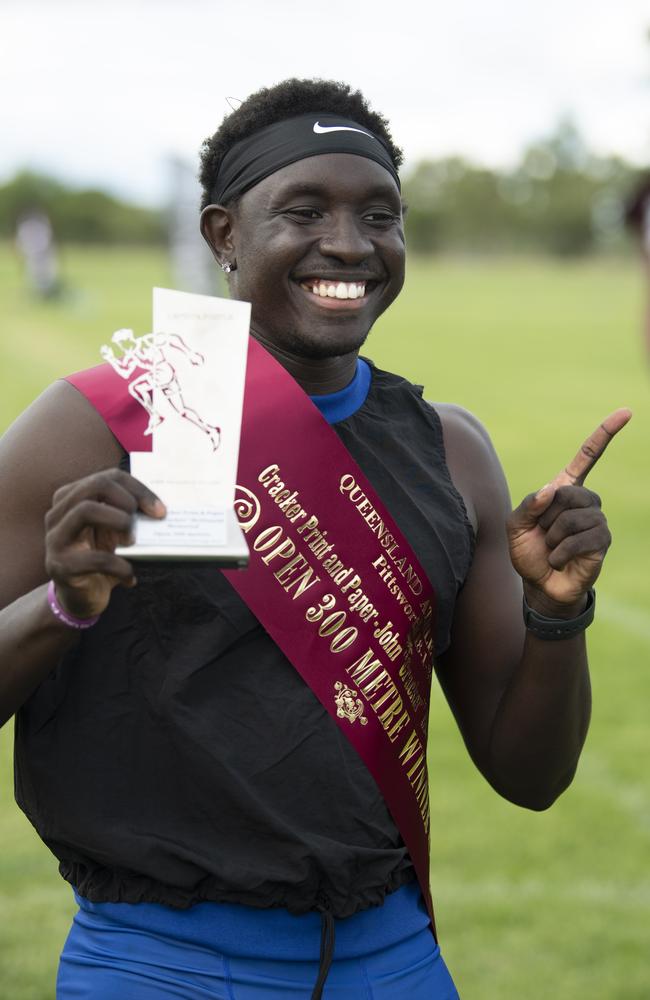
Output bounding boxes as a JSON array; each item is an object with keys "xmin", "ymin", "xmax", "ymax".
[
  {"xmin": 287, "ymin": 208, "xmax": 322, "ymax": 221},
  {"xmin": 364, "ymin": 211, "xmax": 399, "ymax": 224}
]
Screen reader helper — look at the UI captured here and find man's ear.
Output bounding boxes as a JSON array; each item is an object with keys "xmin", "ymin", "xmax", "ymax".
[{"xmin": 200, "ymin": 204, "xmax": 235, "ymax": 266}]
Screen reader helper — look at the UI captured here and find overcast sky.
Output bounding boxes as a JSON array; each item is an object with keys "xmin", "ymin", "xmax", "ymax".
[{"xmin": 2, "ymin": 0, "xmax": 648, "ymax": 206}]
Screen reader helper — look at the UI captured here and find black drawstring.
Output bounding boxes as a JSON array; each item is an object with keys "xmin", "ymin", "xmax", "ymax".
[{"xmin": 312, "ymin": 896, "xmax": 335, "ymax": 1000}]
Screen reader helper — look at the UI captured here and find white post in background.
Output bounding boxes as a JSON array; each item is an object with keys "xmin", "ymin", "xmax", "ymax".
[{"xmin": 166, "ymin": 156, "xmax": 225, "ymax": 297}]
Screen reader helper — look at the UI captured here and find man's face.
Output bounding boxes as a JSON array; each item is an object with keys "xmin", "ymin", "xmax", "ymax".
[{"xmin": 226, "ymin": 153, "xmax": 405, "ymax": 359}]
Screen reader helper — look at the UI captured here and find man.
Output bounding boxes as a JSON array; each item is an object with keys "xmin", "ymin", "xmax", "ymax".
[{"xmin": 0, "ymin": 79, "xmax": 629, "ymax": 999}]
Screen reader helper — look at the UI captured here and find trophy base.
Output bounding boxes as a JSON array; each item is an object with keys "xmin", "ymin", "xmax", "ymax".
[{"xmin": 116, "ymin": 508, "xmax": 249, "ymax": 566}]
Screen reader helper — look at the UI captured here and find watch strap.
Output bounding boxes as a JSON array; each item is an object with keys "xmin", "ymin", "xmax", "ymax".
[{"xmin": 523, "ymin": 588, "xmax": 595, "ymax": 641}]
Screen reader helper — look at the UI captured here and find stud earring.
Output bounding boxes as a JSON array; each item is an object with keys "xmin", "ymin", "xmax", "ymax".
[{"xmin": 221, "ymin": 260, "xmax": 236, "ymax": 274}]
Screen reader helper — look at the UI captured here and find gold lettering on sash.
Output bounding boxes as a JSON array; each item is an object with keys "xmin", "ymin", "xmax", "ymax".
[
  {"xmin": 254, "ymin": 525, "xmax": 321, "ymax": 599},
  {"xmin": 339, "ymin": 573, "xmax": 361, "ymax": 593},
  {"xmin": 377, "ymin": 695, "xmax": 409, "ymax": 743},
  {"xmin": 273, "ymin": 555, "xmax": 321, "ymax": 599},
  {"xmin": 249, "ymin": 462, "xmax": 433, "ymax": 837},
  {"xmin": 274, "ymin": 554, "xmax": 308, "ymax": 582},
  {"xmin": 406, "ymin": 601, "xmax": 434, "ymax": 679},
  {"xmin": 258, "ymin": 464, "xmax": 280, "ymax": 485},
  {"xmin": 261, "ymin": 536, "xmax": 296, "ymax": 564},
  {"xmin": 346, "ymin": 648, "xmax": 384, "ymax": 686},
  {"xmin": 372, "ymin": 555, "xmax": 417, "ymax": 623},
  {"xmin": 258, "ymin": 464, "xmax": 307, "ymax": 525},
  {"xmin": 346, "ymin": 589, "xmax": 379, "ymax": 624},
  {"xmin": 254, "ymin": 525, "xmax": 284, "ymax": 551},
  {"xmin": 284, "ymin": 566, "xmax": 321, "ymax": 599},
  {"xmin": 398, "ymin": 659, "xmax": 425, "ymax": 714},
  {"xmin": 340, "ymin": 474, "xmax": 424, "ymax": 597},
  {"xmin": 398, "ymin": 729, "xmax": 430, "ymax": 832},
  {"xmin": 346, "ymin": 651, "xmax": 412, "ymax": 745},
  {"xmin": 361, "ymin": 667, "xmax": 392, "ymax": 698},
  {"xmin": 398, "ymin": 729, "xmax": 423, "ymax": 768},
  {"xmin": 373, "ymin": 620, "xmax": 403, "ymax": 662}
]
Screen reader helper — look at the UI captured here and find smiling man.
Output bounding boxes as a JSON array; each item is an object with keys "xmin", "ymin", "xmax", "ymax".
[
  {"xmin": 0, "ymin": 79, "xmax": 630, "ymax": 999},
  {"xmin": 199, "ymin": 108, "xmax": 407, "ymax": 379}
]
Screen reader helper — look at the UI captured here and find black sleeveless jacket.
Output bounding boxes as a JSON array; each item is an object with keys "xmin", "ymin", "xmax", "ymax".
[{"xmin": 14, "ymin": 365, "xmax": 474, "ymax": 918}]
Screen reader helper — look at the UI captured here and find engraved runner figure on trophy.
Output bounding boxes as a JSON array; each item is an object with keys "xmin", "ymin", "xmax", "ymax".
[{"xmin": 101, "ymin": 329, "xmax": 221, "ymax": 450}]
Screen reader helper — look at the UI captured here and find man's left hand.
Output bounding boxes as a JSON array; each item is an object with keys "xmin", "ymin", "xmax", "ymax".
[{"xmin": 507, "ymin": 409, "xmax": 631, "ymax": 610}]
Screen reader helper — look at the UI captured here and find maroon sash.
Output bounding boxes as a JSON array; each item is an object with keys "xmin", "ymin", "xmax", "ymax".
[{"xmin": 66, "ymin": 338, "xmax": 438, "ymax": 934}]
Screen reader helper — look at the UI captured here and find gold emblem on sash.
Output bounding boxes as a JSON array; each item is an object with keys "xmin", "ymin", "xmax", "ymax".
[
  {"xmin": 334, "ymin": 682, "xmax": 368, "ymax": 725},
  {"xmin": 233, "ymin": 485, "xmax": 261, "ymax": 533}
]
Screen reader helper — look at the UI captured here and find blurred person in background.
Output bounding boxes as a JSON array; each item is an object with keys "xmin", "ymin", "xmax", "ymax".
[
  {"xmin": 625, "ymin": 174, "xmax": 650, "ymax": 361},
  {"xmin": 15, "ymin": 208, "xmax": 62, "ymax": 300}
]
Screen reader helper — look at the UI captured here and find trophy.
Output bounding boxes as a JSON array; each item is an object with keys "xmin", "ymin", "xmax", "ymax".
[{"xmin": 108, "ymin": 287, "xmax": 250, "ymax": 565}]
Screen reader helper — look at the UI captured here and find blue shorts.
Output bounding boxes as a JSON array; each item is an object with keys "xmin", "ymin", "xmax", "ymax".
[{"xmin": 57, "ymin": 881, "xmax": 459, "ymax": 998}]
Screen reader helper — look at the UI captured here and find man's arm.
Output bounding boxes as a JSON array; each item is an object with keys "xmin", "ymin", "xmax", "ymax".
[
  {"xmin": 434, "ymin": 404, "xmax": 629, "ymax": 810},
  {"xmin": 0, "ymin": 381, "xmax": 164, "ymax": 727}
]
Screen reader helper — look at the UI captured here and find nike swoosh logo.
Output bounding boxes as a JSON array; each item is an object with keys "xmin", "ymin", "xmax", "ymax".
[{"xmin": 313, "ymin": 121, "xmax": 372, "ymax": 138}]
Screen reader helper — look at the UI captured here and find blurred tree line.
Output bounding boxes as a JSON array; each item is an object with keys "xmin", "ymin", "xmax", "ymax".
[
  {"xmin": 403, "ymin": 120, "xmax": 642, "ymax": 256},
  {"xmin": 0, "ymin": 171, "xmax": 165, "ymax": 245},
  {"xmin": 0, "ymin": 120, "xmax": 644, "ymax": 256}
]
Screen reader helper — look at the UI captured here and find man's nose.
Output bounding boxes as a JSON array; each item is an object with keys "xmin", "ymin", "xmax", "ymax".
[{"xmin": 318, "ymin": 213, "xmax": 374, "ymax": 263}]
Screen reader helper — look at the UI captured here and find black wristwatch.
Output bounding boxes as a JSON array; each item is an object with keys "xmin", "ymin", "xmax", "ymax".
[{"xmin": 522, "ymin": 589, "xmax": 596, "ymax": 641}]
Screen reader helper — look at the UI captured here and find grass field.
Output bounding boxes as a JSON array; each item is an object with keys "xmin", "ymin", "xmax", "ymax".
[{"xmin": 0, "ymin": 243, "xmax": 649, "ymax": 998}]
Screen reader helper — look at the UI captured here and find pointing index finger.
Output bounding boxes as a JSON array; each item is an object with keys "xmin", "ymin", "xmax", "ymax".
[{"xmin": 553, "ymin": 408, "xmax": 632, "ymax": 488}]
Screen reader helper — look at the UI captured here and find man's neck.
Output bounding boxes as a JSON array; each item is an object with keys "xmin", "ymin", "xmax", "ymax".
[{"xmin": 251, "ymin": 331, "xmax": 358, "ymax": 395}]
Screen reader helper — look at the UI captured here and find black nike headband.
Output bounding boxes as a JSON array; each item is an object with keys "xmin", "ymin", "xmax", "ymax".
[{"xmin": 211, "ymin": 113, "xmax": 401, "ymax": 205}]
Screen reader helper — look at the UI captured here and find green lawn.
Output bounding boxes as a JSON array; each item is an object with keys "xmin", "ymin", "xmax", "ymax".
[{"xmin": 1, "ymin": 244, "xmax": 649, "ymax": 998}]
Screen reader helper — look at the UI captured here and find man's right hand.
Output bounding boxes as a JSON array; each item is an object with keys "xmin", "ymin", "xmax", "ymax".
[
  {"xmin": 44, "ymin": 468, "xmax": 166, "ymax": 619},
  {"xmin": 0, "ymin": 381, "xmax": 154, "ymax": 725}
]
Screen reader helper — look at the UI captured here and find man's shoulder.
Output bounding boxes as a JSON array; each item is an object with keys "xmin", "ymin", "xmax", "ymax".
[
  {"xmin": 0, "ymin": 379, "xmax": 124, "ymax": 610},
  {"xmin": 428, "ymin": 403, "xmax": 508, "ymax": 533},
  {"xmin": 430, "ymin": 402, "xmax": 494, "ymax": 455},
  {"xmin": 367, "ymin": 364, "xmax": 491, "ymax": 450},
  {"xmin": 1, "ymin": 379, "xmax": 123, "ymax": 491}
]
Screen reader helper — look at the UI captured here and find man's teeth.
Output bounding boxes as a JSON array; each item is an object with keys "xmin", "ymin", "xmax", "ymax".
[{"xmin": 301, "ymin": 280, "xmax": 367, "ymax": 300}]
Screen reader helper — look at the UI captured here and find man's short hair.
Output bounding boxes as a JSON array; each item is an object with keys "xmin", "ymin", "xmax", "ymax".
[{"xmin": 198, "ymin": 78, "xmax": 403, "ymax": 210}]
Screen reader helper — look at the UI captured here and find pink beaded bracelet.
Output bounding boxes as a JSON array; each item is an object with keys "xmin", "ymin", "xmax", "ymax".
[{"xmin": 47, "ymin": 580, "xmax": 100, "ymax": 630}]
